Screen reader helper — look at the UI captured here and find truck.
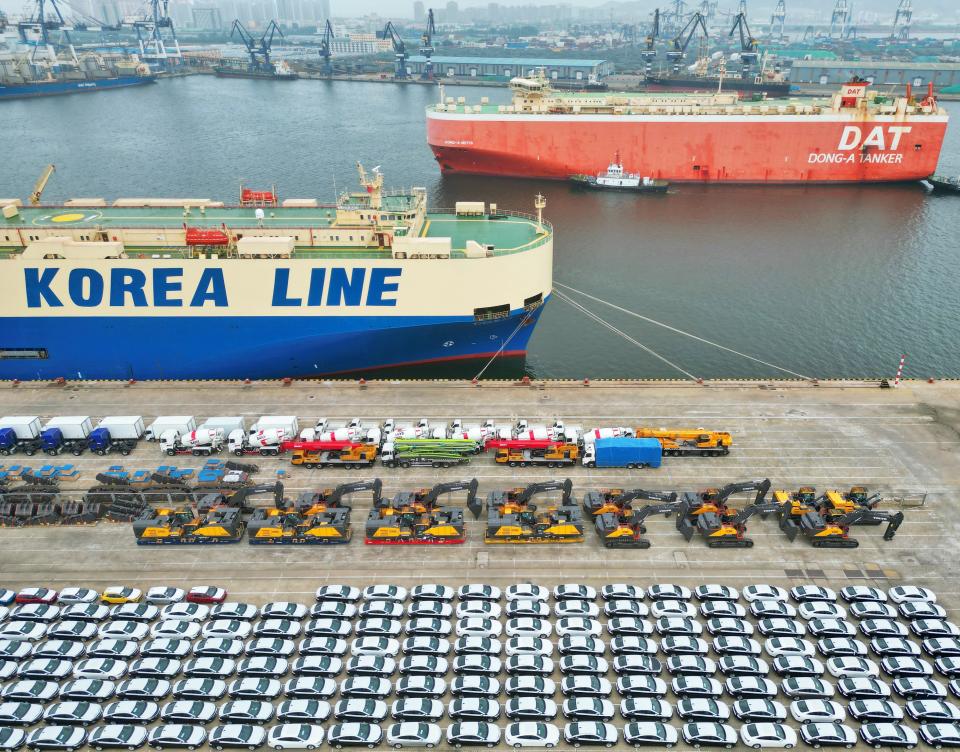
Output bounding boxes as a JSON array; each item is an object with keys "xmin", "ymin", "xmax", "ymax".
[
  {"xmin": 40, "ymin": 416, "xmax": 94, "ymax": 456},
  {"xmin": 198, "ymin": 416, "xmax": 246, "ymax": 438},
  {"xmin": 634, "ymin": 428, "xmax": 733, "ymax": 457},
  {"xmin": 288, "ymin": 441, "xmax": 377, "ymax": 469},
  {"xmin": 300, "ymin": 418, "xmax": 364, "ymax": 442},
  {"xmin": 582, "ymin": 437, "xmax": 662, "ymax": 469},
  {"xmin": 86, "ymin": 416, "xmax": 144, "ymax": 457},
  {"xmin": 549, "ymin": 420, "xmax": 583, "ymax": 445},
  {"xmin": 160, "ymin": 428, "xmax": 225, "ymax": 456},
  {"xmin": 493, "ymin": 441, "xmax": 579, "ymax": 468},
  {"xmin": 582, "ymin": 427, "xmax": 636, "ymax": 444},
  {"xmin": 0, "ymin": 416, "xmax": 43, "ymax": 456},
  {"xmin": 250, "ymin": 415, "xmax": 299, "ymax": 438},
  {"xmin": 144, "ymin": 416, "xmax": 197, "ymax": 442},
  {"xmin": 382, "ymin": 418, "xmax": 431, "ymax": 440},
  {"xmin": 381, "ymin": 439, "xmax": 481, "ymax": 468},
  {"xmin": 228, "ymin": 428, "xmax": 287, "ymax": 457}
]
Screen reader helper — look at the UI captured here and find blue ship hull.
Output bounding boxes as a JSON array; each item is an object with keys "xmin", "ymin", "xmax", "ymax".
[
  {"xmin": 0, "ymin": 75, "xmax": 156, "ymax": 100},
  {"xmin": 1, "ymin": 303, "xmax": 546, "ymax": 381}
]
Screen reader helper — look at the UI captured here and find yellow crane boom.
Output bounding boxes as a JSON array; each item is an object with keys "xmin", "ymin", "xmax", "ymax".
[{"xmin": 30, "ymin": 164, "xmax": 56, "ymax": 205}]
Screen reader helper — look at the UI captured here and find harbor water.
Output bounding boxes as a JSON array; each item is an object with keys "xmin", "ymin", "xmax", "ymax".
[{"xmin": 4, "ymin": 75, "xmax": 959, "ymax": 380}]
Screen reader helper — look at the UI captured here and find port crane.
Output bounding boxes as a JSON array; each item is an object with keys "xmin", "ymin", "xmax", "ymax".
[
  {"xmin": 666, "ymin": 11, "xmax": 707, "ymax": 75},
  {"xmin": 641, "ymin": 8, "xmax": 659, "ymax": 75},
  {"xmin": 829, "ymin": 0, "xmax": 850, "ymax": 39},
  {"xmin": 17, "ymin": 0, "xmax": 74, "ymax": 63},
  {"xmin": 379, "ymin": 21, "xmax": 408, "ymax": 80},
  {"xmin": 130, "ymin": 0, "xmax": 181, "ymax": 68},
  {"xmin": 892, "ymin": 0, "xmax": 912, "ymax": 41},
  {"xmin": 419, "ymin": 8, "xmax": 436, "ymax": 80},
  {"xmin": 318, "ymin": 18, "xmax": 334, "ymax": 76},
  {"xmin": 769, "ymin": 0, "xmax": 786, "ymax": 43},
  {"xmin": 230, "ymin": 19, "xmax": 284, "ymax": 74},
  {"xmin": 729, "ymin": 11, "xmax": 759, "ymax": 75}
]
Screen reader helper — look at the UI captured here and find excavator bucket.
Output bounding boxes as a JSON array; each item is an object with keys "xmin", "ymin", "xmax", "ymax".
[
  {"xmin": 779, "ymin": 515, "xmax": 799, "ymax": 541},
  {"xmin": 677, "ymin": 516, "xmax": 695, "ymax": 542},
  {"xmin": 883, "ymin": 512, "xmax": 905, "ymax": 541},
  {"xmin": 467, "ymin": 495, "xmax": 483, "ymax": 520}
]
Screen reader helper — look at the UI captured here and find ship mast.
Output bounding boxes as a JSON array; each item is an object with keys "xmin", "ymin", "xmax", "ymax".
[
  {"xmin": 535, "ymin": 194, "xmax": 546, "ymax": 231},
  {"xmin": 357, "ymin": 162, "xmax": 384, "ymax": 210}
]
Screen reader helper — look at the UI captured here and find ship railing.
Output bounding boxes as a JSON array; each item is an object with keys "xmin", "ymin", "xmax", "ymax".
[{"xmin": 431, "ymin": 207, "xmax": 553, "ymax": 231}]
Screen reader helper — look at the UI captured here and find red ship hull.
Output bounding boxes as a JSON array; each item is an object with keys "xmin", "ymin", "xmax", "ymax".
[{"xmin": 427, "ymin": 112, "xmax": 947, "ymax": 183}]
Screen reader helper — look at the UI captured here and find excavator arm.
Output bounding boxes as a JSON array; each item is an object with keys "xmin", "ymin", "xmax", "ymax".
[
  {"xmin": 632, "ymin": 502, "xmax": 681, "ymax": 524},
  {"xmin": 842, "ymin": 508, "xmax": 905, "ymax": 541},
  {"xmin": 326, "ymin": 479, "xmax": 383, "ymax": 508},
  {"xmin": 222, "ymin": 481, "xmax": 284, "ymax": 511},
  {"xmin": 614, "ymin": 488, "xmax": 679, "ymax": 508},
  {"xmin": 716, "ymin": 478, "xmax": 771, "ymax": 506},
  {"xmin": 423, "ymin": 479, "xmax": 478, "ymax": 507},
  {"xmin": 517, "ymin": 479, "xmax": 573, "ymax": 506}
]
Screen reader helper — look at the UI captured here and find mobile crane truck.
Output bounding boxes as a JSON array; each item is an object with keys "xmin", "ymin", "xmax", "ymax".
[
  {"xmin": 484, "ymin": 479, "xmax": 584, "ymax": 544},
  {"xmin": 380, "ymin": 439, "xmax": 480, "ymax": 468},
  {"xmin": 488, "ymin": 439, "xmax": 579, "ymax": 468},
  {"xmin": 583, "ymin": 488, "xmax": 679, "ymax": 548},
  {"xmin": 634, "ymin": 428, "xmax": 733, "ymax": 457},
  {"xmin": 248, "ymin": 480, "xmax": 382, "ymax": 545},
  {"xmin": 366, "ymin": 479, "xmax": 478, "ymax": 544},
  {"xmin": 288, "ymin": 440, "xmax": 378, "ymax": 469}
]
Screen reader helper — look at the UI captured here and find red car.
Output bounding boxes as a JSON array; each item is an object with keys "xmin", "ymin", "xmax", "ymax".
[
  {"xmin": 15, "ymin": 588, "xmax": 58, "ymax": 604},
  {"xmin": 186, "ymin": 586, "xmax": 227, "ymax": 604}
]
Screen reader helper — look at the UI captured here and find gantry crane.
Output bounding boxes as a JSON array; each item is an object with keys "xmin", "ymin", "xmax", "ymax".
[
  {"xmin": 729, "ymin": 11, "xmax": 759, "ymax": 75},
  {"xmin": 419, "ymin": 8, "xmax": 436, "ymax": 80},
  {"xmin": 131, "ymin": 0, "xmax": 180, "ymax": 68},
  {"xmin": 17, "ymin": 0, "xmax": 73, "ymax": 63},
  {"xmin": 892, "ymin": 0, "xmax": 912, "ymax": 41},
  {"xmin": 666, "ymin": 11, "xmax": 708, "ymax": 74},
  {"xmin": 641, "ymin": 8, "xmax": 659, "ymax": 75},
  {"xmin": 318, "ymin": 18, "xmax": 334, "ymax": 76},
  {"xmin": 230, "ymin": 19, "xmax": 284, "ymax": 74},
  {"xmin": 770, "ymin": 0, "xmax": 786, "ymax": 43},
  {"xmin": 829, "ymin": 0, "xmax": 850, "ymax": 39},
  {"xmin": 379, "ymin": 21, "xmax": 408, "ymax": 79}
]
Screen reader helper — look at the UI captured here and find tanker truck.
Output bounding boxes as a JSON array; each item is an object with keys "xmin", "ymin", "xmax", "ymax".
[
  {"xmin": 228, "ymin": 428, "xmax": 287, "ymax": 457},
  {"xmin": 160, "ymin": 428, "xmax": 225, "ymax": 457}
]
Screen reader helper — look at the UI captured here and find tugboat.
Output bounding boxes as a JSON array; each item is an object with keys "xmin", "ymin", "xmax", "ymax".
[
  {"xmin": 923, "ymin": 174, "xmax": 960, "ymax": 194},
  {"xmin": 570, "ymin": 154, "xmax": 669, "ymax": 193}
]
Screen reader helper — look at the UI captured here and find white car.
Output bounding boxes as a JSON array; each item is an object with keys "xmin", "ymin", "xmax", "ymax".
[
  {"xmin": 889, "ymin": 586, "xmax": 937, "ymax": 604},
  {"xmin": 563, "ymin": 721, "xmax": 618, "ymax": 747},
  {"xmin": 506, "ymin": 638, "xmax": 553, "ymax": 657},
  {"xmin": 600, "ymin": 584, "xmax": 645, "ymax": 601},
  {"xmin": 212, "ymin": 604, "xmax": 260, "ymax": 621},
  {"xmin": 556, "ymin": 619, "xmax": 602, "ymax": 638},
  {"xmin": 446, "ymin": 721, "xmax": 501, "ymax": 747},
  {"xmin": 553, "ymin": 585, "xmax": 596, "ymax": 602},
  {"xmin": 504, "ymin": 721, "xmax": 561, "ymax": 748},
  {"xmin": 362, "ymin": 586, "xmax": 408, "ymax": 602},
  {"xmin": 647, "ymin": 585, "xmax": 692, "ymax": 601},
  {"xmin": 402, "ymin": 638, "xmax": 449, "ymax": 656},
  {"xmin": 150, "ymin": 621, "xmax": 200, "ymax": 641},
  {"xmin": 145, "ymin": 587, "xmax": 186, "ymax": 605},
  {"xmin": 266, "ymin": 723, "xmax": 325, "ymax": 750},
  {"xmin": 161, "ymin": 603, "xmax": 209, "ymax": 622},
  {"xmin": 554, "ymin": 601, "xmax": 600, "ymax": 619},
  {"xmin": 739, "ymin": 722, "xmax": 798, "ymax": 749},
  {"xmin": 789, "ymin": 699, "xmax": 846, "ymax": 724},
  {"xmin": 350, "ymin": 638, "xmax": 400, "ymax": 657},
  {"xmin": 840, "ymin": 586, "xmax": 887, "ymax": 603},
  {"xmin": 505, "ymin": 620, "xmax": 551, "ymax": 639},
  {"xmin": 73, "ymin": 658, "xmax": 128, "ymax": 680},
  {"xmin": 651, "ymin": 600, "xmax": 697, "ymax": 619},
  {"xmin": 743, "ymin": 585, "xmax": 789, "ymax": 603},
  {"xmin": 410, "ymin": 585, "xmax": 454, "ymax": 602},
  {"xmin": 147, "ymin": 723, "xmax": 207, "ymax": 750},
  {"xmin": 456, "ymin": 602, "xmax": 502, "ymax": 620},
  {"xmin": 456, "ymin": 619, "xmax": 502, "ymax": 639},
  {"xmin": 790, "ymin": 586, "xmax": 837, "ymax": 603},
  {"xmin": 202, "ymin": 621, "xmax": 253, "ymax": 640},
  {"xmin": 695, "ymin": 585, "xmax": 740, "ymax": 601},
  {"xmin": 25, "ymin": 726, "xmax": 87, "ymax": 751},
  {"xmin": 314, "ymin": 586, "xmax": 360, "ymax": 603},
  {"xmin": 385, "ymin": 721, "xmax": 442, "ymax": 748},
  {"xmin": 0, "ymin": 622, "xmax": 46, "ymax": 641},
  {"xmin": 765, "ymin": 639, "xmax": 815, "ymax": 658},
  {"xmin": 799, "ymin": 602, "xmax": 848, "ymax": 620},
  {"xmin": 827, "ymin": 657, "xmax": 880, "ymax": 678},
  {"xmin": 506, "ymin": 585, "xmax": 549, "ymax": 602},
  {"xmin": 58, "ymin": 588, "xmax": 98, "ymax": 604},
  {"xmin": 407, "ymin": 602, "xmax": 452, "ymax": 619},
  {"xmin": 457, "ymin": 585, "xmax": 501, "ymax": 602}
]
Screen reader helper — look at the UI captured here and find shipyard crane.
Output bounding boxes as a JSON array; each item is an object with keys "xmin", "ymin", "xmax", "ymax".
[
  {"xmin": 378, "ymin": 21, "xmax": 408, "ymax": 80},
  {"xmin": 130, "ymin": 0, "xmax": 180, "ymax": 68},
  {"xmin": 318, "ymin": 18, "xmax": 334, "ymax": 76},
  {"xmin": 892, "ymin": 0, "xmax": 912, "ymax": 41},
  {"xmin": 17, "ymin": 0, "xmax": 74, "ymax": 63},
  {"xmin": 769, "ymin": 0, "xmax": 785, "ymax": 43},
  {"xmin": 729, "ymin": 11, "xmax": 759, "ymax": 74},
  {"xmin": 30, "ymin": 164, "xmax": 55, "ymax": 206},
  {"xmin": 666, "ymin": 11, "xmax": 708, "ymax": 74},
  {"xmin": 419, "ymin": 8, "xmax": 436, "ymax": 80},
  {"xmin": 0, "ymin": 11, "xmax": 8, "ymax": 32},
  {"xmin": 829, "ymin": 0, "xmax": 850, "ymax": 39},
  {"xmin": 230, "ymin": 19, "xmax": 284, "ymax": 74},
  {"xmin": 661, "ymin": 0, "xmax": 687, "ymax": 37},
  {"xmin": 641, "ymin": 8, "xmax": 659, "ymax": 74}
]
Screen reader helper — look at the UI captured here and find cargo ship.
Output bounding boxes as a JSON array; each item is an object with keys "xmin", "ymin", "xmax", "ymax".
[
  {"xmin": 427, "ymin": 73, "xmax": 948, "ymax": 184},
  {"xmin": 214, "ymin": 59, "xmax": 298, "ymax": 80},
  {"xmin": 644, "ymin": 74, "xmax": 791, "ymax": 98},
  {"xmin": 0, "ymin": 58, "xmax": 156, "ymax": 100},
  {"xmin": 0, "ymin": 165, "xmax": 552, "ymax": 381}
]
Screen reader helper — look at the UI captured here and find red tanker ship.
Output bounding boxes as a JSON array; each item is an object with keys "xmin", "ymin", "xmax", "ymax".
[{"xmin": 426, "ymin": 73, "xmax": 947, "ymax": 184}]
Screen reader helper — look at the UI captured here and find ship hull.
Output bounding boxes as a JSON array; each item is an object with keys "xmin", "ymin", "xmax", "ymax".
[
  {"xmin": 0, "ymin": 75, "xmax": 156, "ymax": 100},
  {"xmin": 427, "ymin": 112, "xmax": 948, "ymax": 183},
  {"xmin": 645, "ymin": 75, "xmax": 791, "ymax": 97}
]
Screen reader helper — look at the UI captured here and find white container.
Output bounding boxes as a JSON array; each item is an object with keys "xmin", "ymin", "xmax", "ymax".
[
  {"xmin": 97, "ymin": 416, "xmax": 145, "ymax": 440},
  {"xmin": 199, "ymin": 416, "xmax": 246, "ymax": 437},
  {"xmin": 144, "ymin": 415, "xmax": 197, "ymax": 441},
  {"xmin": 43, "ymin": 416, "xmax": 93, "ymax": 440},
  {"xmin": 0, "ymin": 416, "xmax": 42, "ymax": 440},
  {"xmin": 252, "ymin": 415, "xmax": 299, "ymax": 437}
]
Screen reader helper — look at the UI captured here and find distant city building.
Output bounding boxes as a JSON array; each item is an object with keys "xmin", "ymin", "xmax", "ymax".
[
  {"xmin": 413, "ymin": 1, "xmax": 424, "ymax": 22},
  {"xmin": 330, "ymin": 32, "xmax": 393, "ymax": 56},
  {"xmin": 406, "ymin": 55, "xmax": 611, "ymax": 82},
  {"xmin": 445, "ymin": 1, "xmax": 458, "ymax": 22}
]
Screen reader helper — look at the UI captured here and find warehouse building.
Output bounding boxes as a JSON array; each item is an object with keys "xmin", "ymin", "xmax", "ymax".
[
  {"xmin": 790, "ymin": 59, "xmax": 960, "ymax": 88},
  {"xmin": 405, "ymin": 55, "xmax": 612, "ymax": 82}
]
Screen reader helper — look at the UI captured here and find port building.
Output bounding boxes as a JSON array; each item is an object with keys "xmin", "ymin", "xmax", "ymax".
[{"xmin": 405, "ymin": 55, "xmax": 612, "ymax": 82}]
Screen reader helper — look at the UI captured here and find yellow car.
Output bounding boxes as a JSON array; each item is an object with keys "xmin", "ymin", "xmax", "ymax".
[{"xmin": 100, "ymin": 586, "xmax": 143, "ymax": 604}]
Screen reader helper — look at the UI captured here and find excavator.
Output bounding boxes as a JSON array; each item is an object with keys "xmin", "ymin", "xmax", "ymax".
[
  {"xmin": 679, "ymin": 479, "xmax": 771, "ymax": 527},
  {"xmin": 582, "ymin": 488, "xmax": 678, "ymax": 548},
  {"xmin": 247, "ymin": 480, "xmax": 382, "ymax": 545},
  {"xmin": 133, "ymin": 506, "xmax": 246, "ymax": 545},
  {"xmin": 678, "ymin": 500, "xmax": 782, "ymax": 548},
  {"xmin": 817, "ymin": 486, "xmax": 883, "ymax": 521},
  {"xmin": 365, "ymin": 479, "xmax": 477, "ymax": 545},
  {"xmin": 633, "ymin": 429, "xmax": 732, "ymax": 457},
  {"xmin": 779, "ymin": 504, "xmax": 904, "ymax": 548},
  {"xmin": 485, "ymin": 479, "xmax": 583, "ymax": 544},
  {"xmin": 198, "ymin": 482, "xmax": 284, "ymax": 513}
]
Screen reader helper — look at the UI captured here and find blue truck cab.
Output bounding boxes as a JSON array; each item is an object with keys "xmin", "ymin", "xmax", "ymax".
[{"xmin": 87, "ymin": 428, "xmax": 134, "ymax": 456}]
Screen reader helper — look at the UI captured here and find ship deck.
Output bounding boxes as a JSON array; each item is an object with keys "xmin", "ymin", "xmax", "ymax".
[{"xmin": 1, "ymin": 204, "xmax": 550, "ymax": 258}]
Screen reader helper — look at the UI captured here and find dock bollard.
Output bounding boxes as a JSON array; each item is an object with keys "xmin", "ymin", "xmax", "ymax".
[
  {"xmin": 583, "ymin": 378, "xmax": 590, "ymax": 386},
  {"xmin": 359, "ymin": 378, "xmax": 367, "ymax": 389},
  {"xmin": 244, "ymin": 378, "xmax": 252, "ymax": 386},
  {"xmin": 282, "ymin": 377, "xmax": 292, "ymax": 386}
]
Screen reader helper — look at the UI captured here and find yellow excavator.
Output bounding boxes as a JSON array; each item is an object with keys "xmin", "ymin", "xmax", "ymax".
[
  {"xmin": 485, "ymin": 479, "xmax": 583, "ymax": 544},
  {"xmin": 365, "ymin": 479, "xmax": 477, "ymax": 544},
  {"xmin": 582, "ymin": 488, "xmax": 679, "ymax": 549},
  {"xmin": 677, "ymin": 497, "xmax": 781, "ymax": 548}
]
